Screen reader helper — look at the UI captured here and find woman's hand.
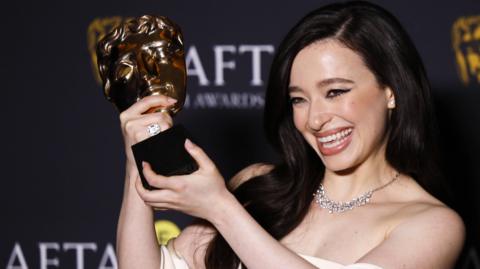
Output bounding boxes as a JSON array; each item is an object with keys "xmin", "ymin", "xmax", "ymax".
[
  {"xmin": 135, "ymin": 139, "xmax": 233, "ymax": 221},
  {"xmin": 119, "ymin": 95, "xmax": 177, "ymax": 170}
]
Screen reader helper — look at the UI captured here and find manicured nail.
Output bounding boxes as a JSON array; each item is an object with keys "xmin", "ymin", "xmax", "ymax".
[
  {"xmin": 185, "ymin": 139, "xmax": 194, "ymax": 150},
  {"xmin": 142, "ymin": 161, "xmax": 147, "ymax": 168},
  {"xmin": 167, "ymin": 97, "xmax": 177, "ymax": 104}
]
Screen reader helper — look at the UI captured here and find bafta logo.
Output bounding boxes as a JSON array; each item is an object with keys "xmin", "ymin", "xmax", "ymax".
[{"xmin": 452, "ymin": 15, "xmax": 480, "ymax": 86}]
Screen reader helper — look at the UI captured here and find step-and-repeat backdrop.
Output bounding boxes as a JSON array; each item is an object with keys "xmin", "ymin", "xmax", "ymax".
[{"xmin": 1, "ymin": 0, "xmax": 479, "ymax": 268}]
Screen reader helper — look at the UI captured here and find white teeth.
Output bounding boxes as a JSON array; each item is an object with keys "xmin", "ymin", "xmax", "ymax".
[
  {"xmin": 323, "ymin": 136, "xmax": 347, "ymax": 148},
  {"xmin": 318, "ymin": 128, "xmax": 352, "ymax": 145}
]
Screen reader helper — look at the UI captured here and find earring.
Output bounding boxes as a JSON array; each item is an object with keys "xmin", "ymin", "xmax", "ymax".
[{"xmin": 388, "ymin": 99, "xmax": 395, "ymax": 109}]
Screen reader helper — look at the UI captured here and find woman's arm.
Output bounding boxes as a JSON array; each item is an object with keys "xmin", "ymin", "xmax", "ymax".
[
  {"xmin": 116, "ymin": 164, "xmax": 160, "ymax": 268},
  {"xmin": 209, "ymin": 187, "xmax": 318, "ymax": 269},
  {"xmin": 137, "ymin": 141, "xmax": 318, "ymax": 269},
  {"xmin": 116, "ymin": 95, "xmax": 177, "ymax": 269}
]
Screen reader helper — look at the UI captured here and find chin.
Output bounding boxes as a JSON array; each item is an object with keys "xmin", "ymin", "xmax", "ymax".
[
  {"xmin": 318, "ymin": 151, "xmax": 360, "ymax": 173},
  {"xmin": 323, "ymin": 161, "xmax": 356, "ymax": 173}
]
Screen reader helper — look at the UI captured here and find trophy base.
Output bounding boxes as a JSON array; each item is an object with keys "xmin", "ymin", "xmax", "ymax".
[{"xmin": 131, "ymin": 124, "xmax": 198, "ymax": 190}]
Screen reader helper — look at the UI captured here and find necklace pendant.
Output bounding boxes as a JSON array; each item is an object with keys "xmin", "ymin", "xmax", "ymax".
[{"xmin": 313, "ymin": 172, "xmax": 399, "ymax": 214}]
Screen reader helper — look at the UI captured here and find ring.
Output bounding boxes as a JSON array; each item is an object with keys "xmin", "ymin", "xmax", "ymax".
[{"xmin": 147, "ymin": 123, "xmax": 161, "ymax": 137}]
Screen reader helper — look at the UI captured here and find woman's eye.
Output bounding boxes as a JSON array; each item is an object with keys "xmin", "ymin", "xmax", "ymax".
[
  {"xmin": 289, "ymin": 97, "xmax": 305, "ymax": 105},
  {"xmin": 326, "ymin": 89, "xmax": 350, "ymax": 98}
]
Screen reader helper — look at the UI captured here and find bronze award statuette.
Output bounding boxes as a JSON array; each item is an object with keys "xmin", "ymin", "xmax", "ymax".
[{"xmin": 97, "ymin": 15, "xmax": 198, "ymax": 190}]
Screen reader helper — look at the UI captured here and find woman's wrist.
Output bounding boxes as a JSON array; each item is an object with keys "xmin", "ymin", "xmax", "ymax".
[
  {"xmin": 206, "ymin": 189, "xmax": 242, "ymax": 227},
  {"xmin": 123, "ymin": 162, "xmax": 148, "ymax": 206},
  {"xmin": 125, "ymin": 159, "xmax": 139, "ymax": 181}
]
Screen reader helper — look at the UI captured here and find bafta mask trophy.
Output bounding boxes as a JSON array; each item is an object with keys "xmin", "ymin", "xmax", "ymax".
[{"xmin": 97, "ymin": 15, "xmax": 197, "ymax": 189}]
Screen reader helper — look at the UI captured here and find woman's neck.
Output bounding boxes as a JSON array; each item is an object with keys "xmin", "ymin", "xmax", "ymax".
[{"xmin": 320, "ymin": 149, "xmax": 396, "ymax": 202}]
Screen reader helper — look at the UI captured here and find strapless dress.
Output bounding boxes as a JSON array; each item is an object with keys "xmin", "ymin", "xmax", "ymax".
[{"xmin": 160, "ymin": 240, "xmax": 382, "ymax": 269}]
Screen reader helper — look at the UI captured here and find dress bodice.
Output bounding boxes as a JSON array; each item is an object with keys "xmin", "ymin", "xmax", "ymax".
[{"xmin": 160, "ymin": 241, "xmax": 383, "ymax": 269}]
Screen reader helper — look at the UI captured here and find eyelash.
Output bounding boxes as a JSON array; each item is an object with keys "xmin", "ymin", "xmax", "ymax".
[
  {"xmin": 289, "ymin": 89, "xmax": 351, "ymax": 105},
  {"xmin": 326, "ymin": 89, "xmax": 350, "ymax": 98},
  {"xmin": 289, "ymin": 97, "xmax": 305, "ymax": 105}
]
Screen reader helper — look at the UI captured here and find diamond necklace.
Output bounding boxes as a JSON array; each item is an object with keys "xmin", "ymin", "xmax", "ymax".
[{"xmin": 313, "ymin": 172, "xmax": 399, "ymax": 213}]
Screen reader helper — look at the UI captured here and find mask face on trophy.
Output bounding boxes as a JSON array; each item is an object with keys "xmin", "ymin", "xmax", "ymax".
[
  {"xmin": 97, "ymin": 15, "xmax": 197, "ymax": 188},
  {"xmin": 98, "ymin": 16, "xmax": 186, "ymax": 113}
]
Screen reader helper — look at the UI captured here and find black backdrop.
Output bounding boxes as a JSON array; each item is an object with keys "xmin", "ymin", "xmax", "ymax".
[{"xmin": 1, "ymin": 0, "xmax": 479, "ymax": 268}]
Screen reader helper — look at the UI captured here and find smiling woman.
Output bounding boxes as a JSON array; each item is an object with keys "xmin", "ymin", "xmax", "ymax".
[
  {"xmin": 115, "ymin": 1, "xmax": 465, "ymax": 269},
  {"xmin": 288, "ymin": 40, "xmax": 394, "ymax": 171}
]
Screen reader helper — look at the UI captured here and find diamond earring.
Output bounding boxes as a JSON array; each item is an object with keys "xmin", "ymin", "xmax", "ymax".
[{"xmin": 388, "ymin": 99, "xmax": 395, "ymax": 108}]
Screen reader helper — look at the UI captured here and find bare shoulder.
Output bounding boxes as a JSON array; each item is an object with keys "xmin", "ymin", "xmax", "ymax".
[
  {"xmin": 391, "ymin": 203, "xmax": 465, "ymax": 267},
  {"xmin": 173, "ymin": 222, "xmax": 217, "ymax": 269},
  {"xmin": 360, "ymin": 193, "xmax": 465, "ymax": 268},
  {"xmin": 228, "ymin": 163, "xmax": 274, "ymax": 190},
  {"xmin": 389, "ymin": 179, "xmax": 465, "ymax": 241},
  {"xmin": 393, "ymin": 202, "xmax": 465, "ymax": 243}
]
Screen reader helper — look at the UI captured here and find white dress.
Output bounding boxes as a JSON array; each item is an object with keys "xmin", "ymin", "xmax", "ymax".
[{"xmin": 160, "ymin": 240, "xmax": 383, "ymax": 269}]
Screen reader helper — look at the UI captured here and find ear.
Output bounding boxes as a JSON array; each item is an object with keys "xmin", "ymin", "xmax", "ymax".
[{"xmin": 385, "ymin": 87, "xmax": 395, "ymax": 109}]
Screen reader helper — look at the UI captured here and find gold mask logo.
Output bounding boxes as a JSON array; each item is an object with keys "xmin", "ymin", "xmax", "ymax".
[
  {"xmin": 87, "ymin": 17, "xmax": 132, "ymax": 84},
  {"xmin": 154, "ymin": 220, "xmax": 181, "ymax": 245},
  {"xmin": 452, "ymin": 15, "xmax": 480, "ymax": 86}
]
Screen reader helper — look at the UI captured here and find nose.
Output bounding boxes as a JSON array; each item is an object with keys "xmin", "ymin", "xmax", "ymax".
[{"xmin": 307, "ymin": 103, "xmax": 332, "ymax": 132}]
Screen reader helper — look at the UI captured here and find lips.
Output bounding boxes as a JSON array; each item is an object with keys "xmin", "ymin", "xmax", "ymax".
[{"xmin": 315, "ymin": 127, "xmax": 353, "ymax": 156}]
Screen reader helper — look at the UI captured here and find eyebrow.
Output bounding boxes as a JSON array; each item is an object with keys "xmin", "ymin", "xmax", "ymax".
[{"xmin": 288, "ymin": 77, "xmax": 355, "ymax": 92}]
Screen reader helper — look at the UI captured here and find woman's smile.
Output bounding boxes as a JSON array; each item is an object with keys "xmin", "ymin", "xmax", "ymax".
[
  {"xmin": 289, "ymin": 40, "xmax": 394, "ymax": 171},
  {"xmin": 315, "ymin": 127, "xmax": 353, "ymax": 156}
]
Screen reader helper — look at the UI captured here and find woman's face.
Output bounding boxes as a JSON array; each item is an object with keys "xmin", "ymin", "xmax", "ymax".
[{"xmin": 289, "ymin": 40, "xmax": 395, "ymax": 172}]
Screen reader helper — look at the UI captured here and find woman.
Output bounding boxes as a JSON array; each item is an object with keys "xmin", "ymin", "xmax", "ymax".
[{"xmin": 116, "ymin": 1, "xmax": 465, "ymax": 268}]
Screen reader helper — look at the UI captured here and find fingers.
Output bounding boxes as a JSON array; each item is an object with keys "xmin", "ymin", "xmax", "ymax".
[
  {"xmin": 135, "ymin": 173, "xmax": 176, "ymax": 204},
  {"xmin": 184, "ymin": 139, "xmax": 216, "ymax": 172},
  {"xmin": 121, "ymin": 95, "xmax": 177, "ymax": 119},
  {"xmin": 141, "ymin": 162, "xmax": 178, "ymax": 189},
  {"xmin": 123, "ymin": 112, "xmax": 173, "ymax": 142},
  {"xmin": 135, "ymin": 163, "xmax": 188, "ymax": 210},
  {"xmin": 120, "ymin": 95, "xmax": 177, "ymax": 161}
]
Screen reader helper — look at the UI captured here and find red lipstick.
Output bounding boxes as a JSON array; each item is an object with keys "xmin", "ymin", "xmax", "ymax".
[{"xmin": 315, "ymin": 127, "xmax": 353, "ymax": 156}]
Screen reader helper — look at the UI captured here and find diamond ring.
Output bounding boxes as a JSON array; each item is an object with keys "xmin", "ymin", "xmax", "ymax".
[{"xmin": 147, "ymin": 123, "xmax": 161, "ymax": 137}]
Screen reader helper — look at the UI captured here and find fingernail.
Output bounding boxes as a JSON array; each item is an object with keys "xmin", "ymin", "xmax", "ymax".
[
  {"xmin": 185, "ymin": 139, "xmax": 194, "ymax": 150},
  {"xmin": 167, "ymin": 97, "xmax": 177, "ymax": 104},
  {"xmin": 142, "ymin": 161, "xmax": 147, "ymax": 168}
]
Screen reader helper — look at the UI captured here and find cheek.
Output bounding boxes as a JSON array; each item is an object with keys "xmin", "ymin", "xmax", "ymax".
[
  {"xmin": 346, "ymin": 91, "xmax": 383, "ymax": 119},
  {"xmin": 338, "ymin": 100, "xmax": 360, "ymax": 122},
  {"xmin": 292, "ymin": 108, "xmax": 307, "ymax": 132},
  {"xmin": 352, "ymin": 93, "xmax": 390, "ymax": 137}
]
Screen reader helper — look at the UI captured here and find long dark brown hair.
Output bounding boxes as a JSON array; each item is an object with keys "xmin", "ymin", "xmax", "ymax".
[{"xmin": 205, "ymin": 1, "xmax": 441, "ymax": 268}]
